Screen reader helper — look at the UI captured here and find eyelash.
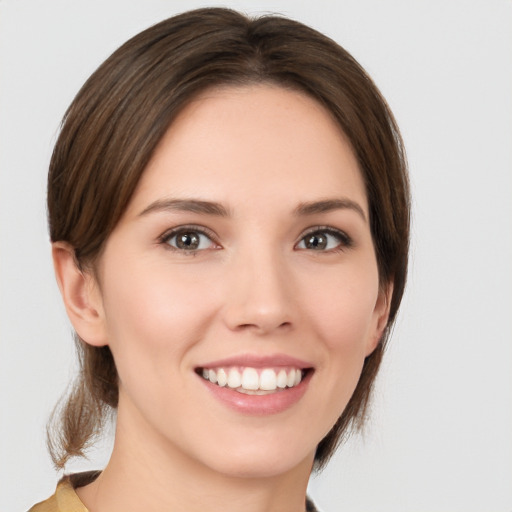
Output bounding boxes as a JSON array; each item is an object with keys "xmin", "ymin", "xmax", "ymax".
[
  {"xmin": 158, "ymin": 225, "xmax": 220, "ymax": 255},
  {"xmin": 158, "ymin": 225, "xmax": 353, "ymax": 254},
  {"xmin": 296, "ymin": 226, "xmax": 353, "ymax": 253}
]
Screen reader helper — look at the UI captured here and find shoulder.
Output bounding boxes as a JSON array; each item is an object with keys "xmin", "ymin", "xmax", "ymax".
[
  {"xmin": 28, "ymin": 472, "xmax": 100, "ymax": 512},
  {"xmin": 28, "ymin": 491, "xmax": 59, "ymax": 512}
]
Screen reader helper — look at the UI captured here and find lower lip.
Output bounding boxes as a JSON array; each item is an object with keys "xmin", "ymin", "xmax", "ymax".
[{"xmin": 199, "ymin": 371, "xmax": 312, "ymax": 415}]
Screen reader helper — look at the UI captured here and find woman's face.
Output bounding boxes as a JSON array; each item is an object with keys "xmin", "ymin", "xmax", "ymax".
[{"xmin": 91, "ymin": 85, "xmax": 389, "ymax": 478}]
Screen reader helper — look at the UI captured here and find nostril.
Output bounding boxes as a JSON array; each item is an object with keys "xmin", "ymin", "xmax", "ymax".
[{"xmin": 234, "ymin": 320, "xmax": 292, "ymax": 334}]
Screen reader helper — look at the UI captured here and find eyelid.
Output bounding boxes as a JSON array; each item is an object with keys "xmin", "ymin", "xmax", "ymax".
[
  {"xmin": 295, "ymin": 225, "xmax": 353, "ymax": 250},
  {"xmin": 158, "ymin": 224, "xmax": 221, "ymax": 249},
  {"xmin": 157, "ymin": 224, "xmax": 352, "ymax": 252}
]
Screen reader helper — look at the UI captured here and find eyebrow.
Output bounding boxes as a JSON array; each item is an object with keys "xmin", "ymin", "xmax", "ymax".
[
  {"xmin": 138, "ymin": 198, "xmax": 230, "ymax": 217},
  {"xmin": 294, "ymin": 198, "xmax": 367, "ymax": 222},
  {"xmin": 138, "ymin": 197, "xmax": 366, "ymax": 221}
]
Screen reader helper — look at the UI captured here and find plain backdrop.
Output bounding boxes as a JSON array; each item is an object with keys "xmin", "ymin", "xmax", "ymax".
[{"xmin": 1, "ymin": 1, "xmax": 511, "ymax": 511}]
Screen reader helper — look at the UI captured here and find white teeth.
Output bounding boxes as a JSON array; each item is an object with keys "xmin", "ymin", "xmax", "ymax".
[
  {"xmin": 227, "ymin": 368, "xmax": 242, "ymax": 388},
  {"xmin": 217, "ymin": 368, "xmax": 227, "ymax": 387},
  {"xmin": 277, "ymin": 369, "xmax": 288, "ymax": 388},
  {"xmin": 260, "ymin": 368, "xmax": 277, "ymax": 391},
  {"xmin": 200, "ymin": 366, "xmax": 305, "ymax": 392},
  {"xmin": 242, "ymin": 368, "xmax": 259, "ymax": 390}
]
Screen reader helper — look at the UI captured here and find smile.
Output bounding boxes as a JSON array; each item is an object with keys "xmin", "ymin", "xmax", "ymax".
[{"xmin": 198, "ymin": 367, "xmax": 306, "ymax": 395}]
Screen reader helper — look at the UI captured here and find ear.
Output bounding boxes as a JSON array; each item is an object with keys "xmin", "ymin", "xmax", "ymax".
[
  {"xmin": 365, "ymin": 281, "xmax": 394, "ymax": 356},
  {"xmin": 52, "ymin": 242, "xmax": 108, "ymax": 347}
]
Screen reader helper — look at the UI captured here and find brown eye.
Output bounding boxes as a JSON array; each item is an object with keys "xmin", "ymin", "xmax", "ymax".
[
  {"xmin": 304, "ymin": 233, "xmax": 328, "ymax": 250},
  {"xmin": 297, "ymin": 228, "xmax": 351, "ymax": 251},
  {"xmin": 176, "ymin": 231, "xmax": 200, "ymax": 250},
  {"xmin": 164, "ymin": 229, "xmax": 216, "ymax": 251}
]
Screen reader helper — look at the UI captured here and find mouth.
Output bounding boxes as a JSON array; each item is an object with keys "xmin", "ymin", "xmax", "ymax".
[{"xmin": 195, "ymin": 366, "xmax": 312, "ymax": 395}]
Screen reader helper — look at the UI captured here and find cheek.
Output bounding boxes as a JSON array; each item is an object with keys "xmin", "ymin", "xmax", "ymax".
[
  {"xmin": 299, "ymin": 260, "xmax": 380, "ymax": 423},
  {"xmin": 302, "ymin": 263, "xmax": 380, "ymax": 353},
  {"xmin": 303, "ymin": 270, "xmax": 380, "ymax": 426},
  {"xmin": 99, "ymin": 258, "xmax": 220, "ymax": 370}
]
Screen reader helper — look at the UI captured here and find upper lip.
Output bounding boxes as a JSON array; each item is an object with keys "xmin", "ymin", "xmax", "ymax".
[{"xmin": 197, "ymin": 353, "xmax": 313, "ymax": 370}]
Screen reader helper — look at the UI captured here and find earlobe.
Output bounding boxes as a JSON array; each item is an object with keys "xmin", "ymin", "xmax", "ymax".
[
  {"xmin": 365, "ymin": 282, "xmax": 394, "ymax": 356},
  {"xmin": 52, "ymin": 242, "xmax": 108, "ymax": 347}
]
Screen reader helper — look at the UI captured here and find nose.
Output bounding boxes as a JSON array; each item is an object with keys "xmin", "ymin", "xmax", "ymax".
[{"xmin": 222, "ymin": 247, "xmax": 295, "ymax": 335}]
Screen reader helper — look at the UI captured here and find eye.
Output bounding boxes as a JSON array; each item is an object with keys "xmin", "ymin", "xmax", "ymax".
[
  {"xmin": 296, "ymin": 228, "xmax": 352, "ymax": 252},
  {"xmin": 161, "ymin": 227, "xmax": 218, "ymax": 252}
]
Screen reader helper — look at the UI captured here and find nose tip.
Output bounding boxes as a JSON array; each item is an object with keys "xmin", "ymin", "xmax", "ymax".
[{"xmin": 235, "ymin": 313, "xmax": 293, "ymax": 335}]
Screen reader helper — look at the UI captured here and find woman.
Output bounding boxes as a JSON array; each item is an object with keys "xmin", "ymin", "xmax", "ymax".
[{"xmin": 30, "ymin": 7, "xmax": 409, "ymax": 512}]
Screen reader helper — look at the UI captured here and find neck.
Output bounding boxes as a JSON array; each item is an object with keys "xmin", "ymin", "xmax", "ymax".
[{"xmin": 77, "ymin": 402, "xmax": 314, "ymax": 512}]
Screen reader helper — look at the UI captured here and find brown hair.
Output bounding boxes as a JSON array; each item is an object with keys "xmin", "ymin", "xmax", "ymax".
[{"xmin": 47, "ymin": 7, "xmax": 409, "ymax": 470}]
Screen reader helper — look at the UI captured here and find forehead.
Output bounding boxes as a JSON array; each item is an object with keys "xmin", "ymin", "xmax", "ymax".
[{"xmin": 126, "ymin": 84, "xmax": 367, "ymax": 216}]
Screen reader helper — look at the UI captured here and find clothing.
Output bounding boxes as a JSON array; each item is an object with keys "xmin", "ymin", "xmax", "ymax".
[
  {"xmin": 29, "ymin": 471, "xmax": 319, "ymax": 512},
  {"xmin": 28, "ymin": 472, "xmax": 99, "ymax": 512}
]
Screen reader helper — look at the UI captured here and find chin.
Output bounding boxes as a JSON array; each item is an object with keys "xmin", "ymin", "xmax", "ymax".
[{"xmin": 194, "ymin": 438, "xmax": 316, "ymax": 480}]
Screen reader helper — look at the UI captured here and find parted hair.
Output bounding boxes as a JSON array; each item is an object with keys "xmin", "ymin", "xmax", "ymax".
[{"xmin": 47, "ymin": 7, "xmax": 409, "ymax": 471}]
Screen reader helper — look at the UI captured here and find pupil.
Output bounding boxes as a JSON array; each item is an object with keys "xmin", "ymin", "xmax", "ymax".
[
  {"xmin": 307, "ymin": 234, "xmax": 326, "ymax": 250},
  {"xmin": 177, "ymin": 232, "xmax": 199, "ymax": 249}
]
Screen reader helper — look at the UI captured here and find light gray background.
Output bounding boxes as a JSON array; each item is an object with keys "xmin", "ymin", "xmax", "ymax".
[{"xmin": 1, "ymin": 1, "xmax": 511, "ymax": 511}]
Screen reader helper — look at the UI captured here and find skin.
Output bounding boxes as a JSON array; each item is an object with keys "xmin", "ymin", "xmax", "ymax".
[{"xmin": 53, "ymin": 85, "xmax": 391, "ymax": 512}]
